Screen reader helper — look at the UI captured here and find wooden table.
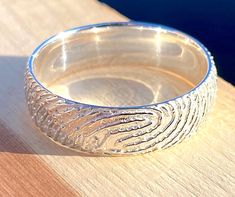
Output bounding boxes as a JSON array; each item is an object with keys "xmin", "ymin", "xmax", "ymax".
[{"xmin": 0, "ymin": 0, "xmax": 234, "ymax": 196}]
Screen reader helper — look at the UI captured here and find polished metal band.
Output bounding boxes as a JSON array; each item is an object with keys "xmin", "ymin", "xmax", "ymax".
[{"xmin": 25, "ymin": 22, "xmax": 217, "ymax": 156}]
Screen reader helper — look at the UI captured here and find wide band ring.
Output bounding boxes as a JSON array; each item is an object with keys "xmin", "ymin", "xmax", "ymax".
[{"xmin": 25, "ymin": 22, "xmax": 217, "ymax": 156}]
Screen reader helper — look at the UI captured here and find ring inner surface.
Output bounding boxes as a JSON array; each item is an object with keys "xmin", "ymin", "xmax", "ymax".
[{"xmin": 33, "ymin": 25, "xmax": 208, "ymax": 107}]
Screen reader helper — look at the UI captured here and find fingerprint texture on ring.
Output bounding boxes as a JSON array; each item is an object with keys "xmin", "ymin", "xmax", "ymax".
[{"xmin": 25, "ymin": 58, "xmax": 217, "ymax": 155}]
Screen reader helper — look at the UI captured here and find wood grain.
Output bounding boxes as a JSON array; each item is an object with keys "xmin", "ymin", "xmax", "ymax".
[
  {"xmin": 0, "ymin": 122, "xmax": 78, "ymax": 197},
  {"xmin": 0, "ymin": 0, "xmax": 234, "ymax": 196}
]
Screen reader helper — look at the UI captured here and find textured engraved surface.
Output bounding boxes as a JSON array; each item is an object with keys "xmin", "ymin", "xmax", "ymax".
[{"xmin": 24, "ymin": 56, "xmax": 217, "ymax": 155}]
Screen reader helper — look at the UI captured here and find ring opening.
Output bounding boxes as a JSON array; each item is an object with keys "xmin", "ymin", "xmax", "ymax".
[{"xmin": 32, "ymin": 23, "xmax": 209, "ymax": 107}]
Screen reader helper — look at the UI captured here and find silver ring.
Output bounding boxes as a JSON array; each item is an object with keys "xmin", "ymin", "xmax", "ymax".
[{"xmin": 25, "ymin": 22, "xmax": 217, "ymax": 156}]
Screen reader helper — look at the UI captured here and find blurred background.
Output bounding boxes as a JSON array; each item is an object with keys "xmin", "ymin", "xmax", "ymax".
[{"xmin": 100, "ymin": 0, "xmax": 235, "ymax": 85}]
